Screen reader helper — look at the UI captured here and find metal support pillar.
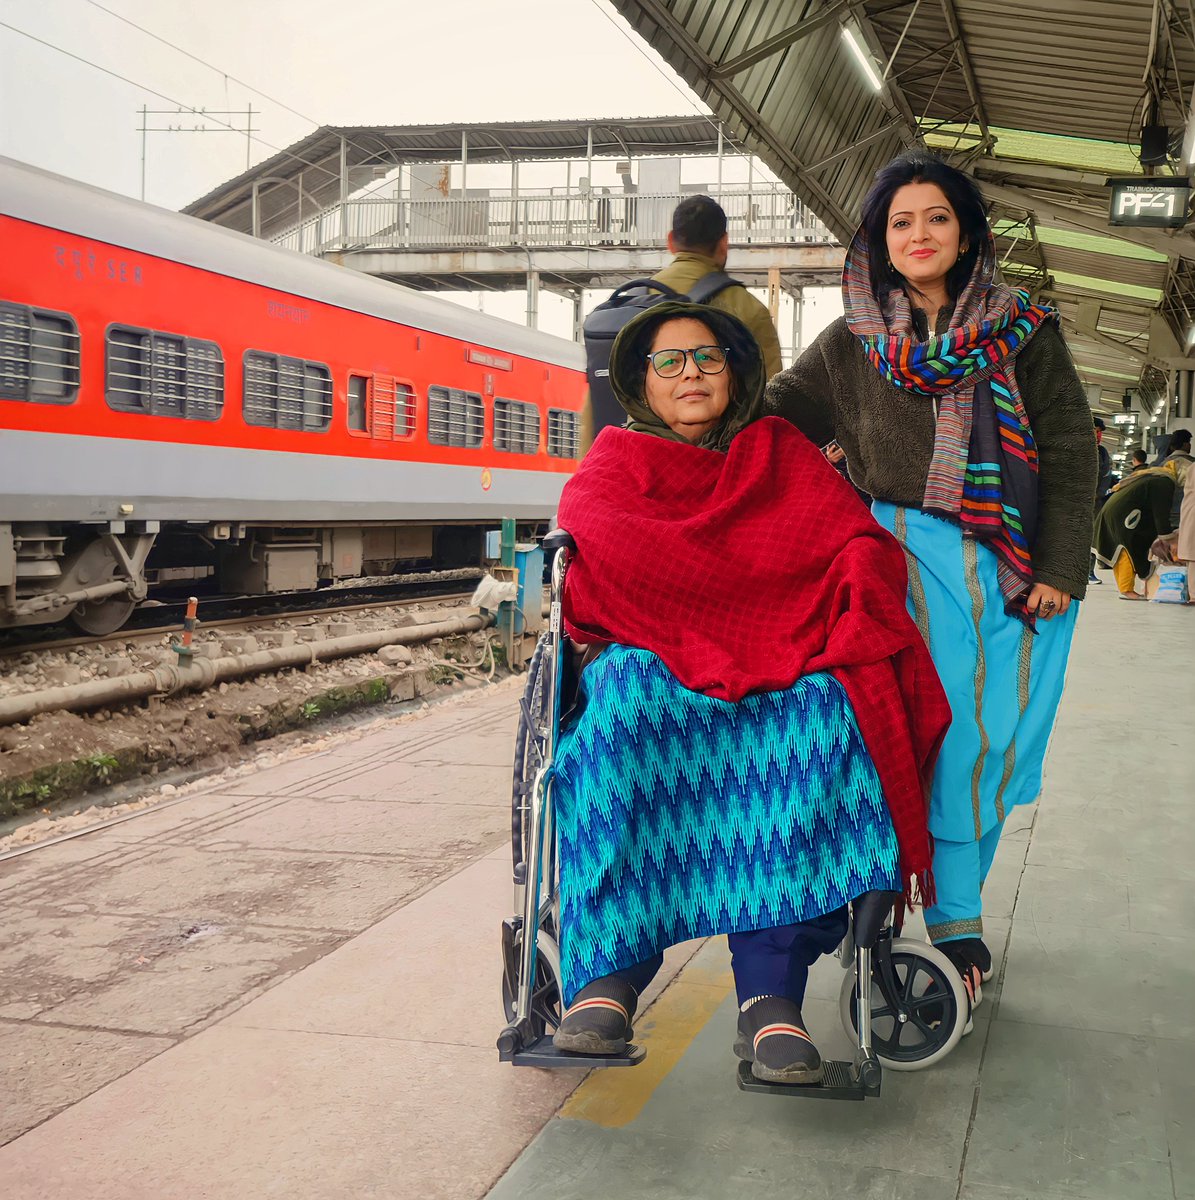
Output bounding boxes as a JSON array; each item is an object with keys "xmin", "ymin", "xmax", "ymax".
[
  {"xmin": 1176, "ymin": 369, "xmax": 1194, "ymax": 423},
  {"xmin": 716, "ymin": 124, "xmax": 724, "ymax": 196},
  {"xmin": 526, "ymin": 268, "xmax": 540, "ymax": 329},
  {"xmin": 461, "ymin": 129, "xmax": 468, "ymax": 197},
  {"xmin": 572, "ymin": 290, "xmax": 584, "ymax": 343},
  {"xmin": 791, "ymin": 285, "xmax": 805, "ymax": 366},
  {"xmin": 338, "ymin": 135, "xmax": 348, "ymax": 249},
  {"xmin": 585, "ymin": 125, "xmax": 594, "ymax": 245},
  {"xmin": 510, "ymin": 159, "xmax": 520, "ymax": 238}
]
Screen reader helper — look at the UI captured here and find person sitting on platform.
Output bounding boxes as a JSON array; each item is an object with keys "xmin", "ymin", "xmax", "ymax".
[
  {"xmin": 548, "ymin": 302, "xmax": 950, "ymax": 1085},
  {"xmin": 1094, "ymin": 456, "xmax": 1190, "ymax": 599}
]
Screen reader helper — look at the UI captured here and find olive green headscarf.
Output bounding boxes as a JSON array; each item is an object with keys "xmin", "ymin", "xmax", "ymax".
[{"xmin": 607, "ymin": 300, "xmax": 768, "ymax": 453}]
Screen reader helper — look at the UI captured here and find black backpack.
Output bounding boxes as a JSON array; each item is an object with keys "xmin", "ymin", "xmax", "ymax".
[{"xmin": 583, "ymin": 271, "xmax": 740, "ymax": 440}]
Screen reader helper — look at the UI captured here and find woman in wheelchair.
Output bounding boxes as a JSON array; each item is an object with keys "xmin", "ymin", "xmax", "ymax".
[{"xmin": 547, "ymin": 302, "xmax": 951, "ymax": 1085}]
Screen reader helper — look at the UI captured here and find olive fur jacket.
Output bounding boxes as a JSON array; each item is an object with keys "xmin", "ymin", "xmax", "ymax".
[{"xmin": 765, "ymin": 315, "xmax": 1099, "ymax": 600}]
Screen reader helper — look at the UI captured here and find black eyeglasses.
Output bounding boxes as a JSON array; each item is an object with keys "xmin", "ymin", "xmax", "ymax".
[{"xmin": 646, "ymin": 345, "xmax": 730, "ymax": 378}]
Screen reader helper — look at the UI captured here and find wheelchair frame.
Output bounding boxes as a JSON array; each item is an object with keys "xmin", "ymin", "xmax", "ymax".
[{"xmin": 497, "ymin": 533, "xmax": 969, "ymax": 1098}]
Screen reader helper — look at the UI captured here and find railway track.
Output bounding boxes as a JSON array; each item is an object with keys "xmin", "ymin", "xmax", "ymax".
[{"xmin": 0, "ymin": 571, "xmax": 484, "ymax": 660}]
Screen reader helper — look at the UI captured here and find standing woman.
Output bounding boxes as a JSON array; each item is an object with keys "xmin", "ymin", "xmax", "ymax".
[{"xmin": 767, "ymin": 152, "xmax": 1096, "ymax": 1002}]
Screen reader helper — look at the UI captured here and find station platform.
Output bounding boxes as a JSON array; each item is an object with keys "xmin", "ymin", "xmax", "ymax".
[{"xmin": 1, "ymin": 582, "xmax": 1192, "ymax": 1200}]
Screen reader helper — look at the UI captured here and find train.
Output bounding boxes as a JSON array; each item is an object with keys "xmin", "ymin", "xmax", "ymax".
[{"xmin": 0, "ymin": 156, "xmax": 586, "ymax": 633}]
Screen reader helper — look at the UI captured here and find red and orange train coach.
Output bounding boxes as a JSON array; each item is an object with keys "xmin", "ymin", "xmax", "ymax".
[{"xmin": 0, "ymin": 156, "xmax": 585, "ymax": 633}]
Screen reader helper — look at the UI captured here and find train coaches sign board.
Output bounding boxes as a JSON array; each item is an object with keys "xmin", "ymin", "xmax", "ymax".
[
  {"xmin": 1107, "ymin": 177, "xmax": 1191, "ymax": 228},
  {"xmin": 467, "ymin": 348, "xmax": 513, "ymax": 371}
]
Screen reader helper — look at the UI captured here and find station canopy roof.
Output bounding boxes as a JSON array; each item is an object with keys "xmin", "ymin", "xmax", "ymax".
[
  {"xmin": 183, "ymin": 116, "xmax": 728, "ymax": 236},
  {"xmin": 610, "ymin": 0, "xmax": 1195, "ymax": 429}
]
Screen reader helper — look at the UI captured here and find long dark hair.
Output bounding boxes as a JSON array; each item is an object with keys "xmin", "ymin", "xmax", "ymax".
[{"xmin": 859, "ymin": 151, "xmax": 989, "ymax": 307}]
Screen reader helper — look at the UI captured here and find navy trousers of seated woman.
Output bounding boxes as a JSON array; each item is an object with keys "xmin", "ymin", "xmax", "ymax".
[{"xmin": 611, "ymin": 908, "xmax": 850, "ymax": 1006}]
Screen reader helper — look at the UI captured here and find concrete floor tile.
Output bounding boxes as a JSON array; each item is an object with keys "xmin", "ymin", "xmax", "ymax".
[
  {"xmin": 0, "ymin": 832, "xmax": 143, "ymax": 897},
  {"xmin": 962, "ymin": 1021, "xmax": 1172, "ymax": 1200},
  {"xmin": 217, "ymin": 751, "xmax": 347, "ymax": 796},
  {"xmin": 1156, "ymin": 1038, "xmax": 1195, "ymax": 1200},
  {"xmin": 1000, "ymin": 919, "xmax": 1195, "ymax": 1041},
  {"xmin": 39, "ymin": 922, "xmax": 338, "ymax": 1036},
  {"xmin": 194, "ymin": 795, "xmax": 509, "ymax": 857},
  {"xmin": 17, "ymin": 843, "xmax": 440, "ymax": 931},
  {"xmin": 1129, "ymin": 870, "xmax": 1195, "ymax": 937},
  {"xmin": 625, "ymin": 992, "xmax": 981, "ymax": 1181},
  {"xmin": 1027, "ymin": 804, "xmax": 1195, "ymax": 882},
  {"xmin": 980, "ymin": 847, "xmax": 1027, "ymax": 921},
  {"xmin": 308, "ymin": 760, "xmax": 511, "ymax": 803},
  {"xmin": 0, "ymin": 1025, "xmax": 583, "ymax": 1200},
  {"xmin": 224, "ymin": 854, "xmax": 516, "ymax": 1046},
  {"xmin": 0, "ymin": 1021, "xmax": 172, "ymax": 1148},
  {"xmin": 103, "ymin": 792, "xmax": 285, "ymax": 842},
  {"xmin": 488, "ymin": 1119, "xmax": 959, "ymax": 1200},
  {"xmin": 1013, "ymin": 865, "xmax": 1130, "ymax": 931},
  {"xmin": 0, "ymin": 908, "xmax": 184, "ymax": 1019},
  {"xmin": 959, "ymin": 1185, "xmax": 1106, "ymax": 1200},
  {"xmin": 999, "ymin": 804, "xmax": 1038, "ymax": 841}
]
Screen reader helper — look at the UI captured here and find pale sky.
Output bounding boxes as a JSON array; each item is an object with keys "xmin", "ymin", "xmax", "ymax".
[{"xmin": 0, "ymin": 0, "xmax": 843, "ymax": 344}]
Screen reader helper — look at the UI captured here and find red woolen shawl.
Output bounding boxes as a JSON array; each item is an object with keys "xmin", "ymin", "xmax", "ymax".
[{"xmin": 557, "ymin": 416, "xmax": 951, "ymax": 896}]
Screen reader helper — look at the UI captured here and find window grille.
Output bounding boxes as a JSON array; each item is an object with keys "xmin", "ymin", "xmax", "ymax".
[
  {"xmin": 105, "ymin": 325, "xmax": 223, "ymax": 419},
  {"xmin": 547, "ymin": 408, "xmax": 580, "ymax": 459},
  {"xmin": 243, "ymin": 351, "xmax": 332, "ymax": 431},
  {"xmin": 372, "ymin": 377, "xmax": 417, "ymax": 440},
  {"xmin": 493, "ymin": 398, "xmax": 540, "ymax": 455},
  {"xmin": 0, "ymin": 301, "xmax": 80, "ymax": 405},
  {"xmin": 427, "ymin": 385, "xmax": 484, "ymax": 448}
]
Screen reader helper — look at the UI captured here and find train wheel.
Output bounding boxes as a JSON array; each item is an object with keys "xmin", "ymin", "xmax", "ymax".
[{"xmin": 70, "ymin": 596, "xmax": 136, "ymax": 636}]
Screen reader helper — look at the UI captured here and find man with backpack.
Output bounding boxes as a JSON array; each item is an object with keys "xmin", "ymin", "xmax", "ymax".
[{"xmin": 580, "ymin": 195, "xmax": 783, "ymax": 452}]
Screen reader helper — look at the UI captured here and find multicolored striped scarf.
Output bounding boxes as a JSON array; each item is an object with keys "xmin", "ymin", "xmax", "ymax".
[{"xmin": 843, "ymin": 230, "xmax": 1056, "ymax": 620}]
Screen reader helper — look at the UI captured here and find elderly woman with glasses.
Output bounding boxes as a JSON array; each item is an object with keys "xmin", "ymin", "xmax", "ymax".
[{"xmin": 546, "ymin": 301, "xmax": 950, "ymax": 1084}]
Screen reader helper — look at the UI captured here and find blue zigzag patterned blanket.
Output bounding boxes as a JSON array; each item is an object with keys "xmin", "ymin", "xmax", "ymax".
[{"xmin": 554, "ymin": 646, "xmax": 900, "ymax": 1005}]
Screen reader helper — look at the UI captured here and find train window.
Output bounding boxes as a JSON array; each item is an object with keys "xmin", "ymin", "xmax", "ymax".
[
  {"xmin": 547, "ymin": 408, "xmax": 580, "ymax": 458},
  {"xmin": 347, "ymin": 375, "xmax": 368, "ymax": 432},
  {"xmin": 0, "ymin": 301, "xmax": 80, "ymax": 405},
  {"xmin": 493, "ymin": 398, "xmax": 540, "ymax": 455},
  {"xmin": 243, "ymin": 351, "xmax": 332, "ymax": 432},
  {"xmin": 427, "ymin": 385, "xmax": 483, "ymax": 448},
  {"xmin": 105, "ymin": 325, "xmax": 223, "ymax": 419}
]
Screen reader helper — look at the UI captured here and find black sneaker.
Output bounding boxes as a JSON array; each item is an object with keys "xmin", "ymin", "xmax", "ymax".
[
  {"xmin": 553, "ymin": 976, "xmax": 637, "ymax": 1055},
  {"xmin": 733, "ymin": 996, "xmax": 823, "ymax": 1085},
  {"xmin": 941, "ymin": 937, "xmax": 993, "ymax": 1003}
]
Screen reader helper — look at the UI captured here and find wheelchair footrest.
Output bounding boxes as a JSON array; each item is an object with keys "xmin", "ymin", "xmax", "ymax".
[
  {"xmin": 503, "ymin": 1035, "xmax": 646, "ymax": 1068},
  {"xmin": 735, "ymin": 1058, "xmax": 879, "ymax": 1100}
]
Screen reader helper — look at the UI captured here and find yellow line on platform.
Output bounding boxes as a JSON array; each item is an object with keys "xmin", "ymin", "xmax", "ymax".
[{"xmin": 559, "ymin": 956, "xmax": 733, "ymax": 1129}]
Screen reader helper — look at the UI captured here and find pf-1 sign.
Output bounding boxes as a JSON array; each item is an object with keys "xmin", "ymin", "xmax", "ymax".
[{"xmin": 1108, "ymin": 178, "xmax": 1191, "ymax": 228}]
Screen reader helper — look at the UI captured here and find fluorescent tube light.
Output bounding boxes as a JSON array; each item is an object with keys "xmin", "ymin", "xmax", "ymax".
[{"xmin": 842, "ymin": 26, "xmax": 883, "ymax": 92}]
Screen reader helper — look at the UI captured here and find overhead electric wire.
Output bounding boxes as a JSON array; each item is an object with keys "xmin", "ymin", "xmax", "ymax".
[
  {"xmin": 0, "ymin": 18, "xmax": 343, "ymax": 184},
  {"xmin": 83, "ymin": 0, "xmax": 322, "ymax": 128},
  {"xmin": 582, "ymin": 0, "xmax": 769, "ymax": 172}
]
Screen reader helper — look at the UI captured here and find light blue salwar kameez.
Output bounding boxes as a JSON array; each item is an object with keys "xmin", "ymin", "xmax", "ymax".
[{"xmin": 873, "ymin": 501, "xmax": 1077, "ymax": 943}]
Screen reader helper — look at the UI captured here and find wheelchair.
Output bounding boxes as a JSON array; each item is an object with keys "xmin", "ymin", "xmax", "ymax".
[{"xmin": 497, "ymin": 531, "xmax": 971, "ymax": 1099}]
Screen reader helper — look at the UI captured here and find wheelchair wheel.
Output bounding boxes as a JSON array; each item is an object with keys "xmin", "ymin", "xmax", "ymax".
[
  {"xmin": 838, "ymin": 938, "xmax": 970, "ymax": 1071},
  {"xmin": 511, "ymin": 633, "xmax": 551, "ymax": 874},
  {"xmin": 500, "ymin": 920, "xmax": 563, "ymax": 1038}
]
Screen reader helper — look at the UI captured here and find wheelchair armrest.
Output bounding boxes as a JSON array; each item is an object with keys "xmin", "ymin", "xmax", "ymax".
[
  {"xmin": 852, "ymin": 890, "xmax": 903, "ymax": 950},
  {"xmin": 542, "ymin": 528, "xmax": 576, "ymax": 556}
]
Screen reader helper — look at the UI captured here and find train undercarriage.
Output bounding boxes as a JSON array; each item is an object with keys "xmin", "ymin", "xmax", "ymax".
[{"xmin": 0, "ymin": 519, "xmax": 520, "ymax": 635}]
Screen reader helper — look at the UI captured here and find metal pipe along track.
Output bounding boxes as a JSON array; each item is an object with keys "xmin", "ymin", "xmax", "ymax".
[{"xmin": 0, "ymin": 611, "xmax": 495, "ymax": 727}]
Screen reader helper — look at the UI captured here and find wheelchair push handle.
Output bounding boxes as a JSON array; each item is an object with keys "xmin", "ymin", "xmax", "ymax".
[{"xmin": 541, "ymin": 528, "xmax": 576, "ymax": 557}]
